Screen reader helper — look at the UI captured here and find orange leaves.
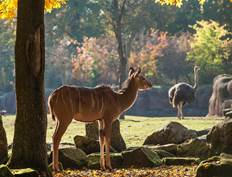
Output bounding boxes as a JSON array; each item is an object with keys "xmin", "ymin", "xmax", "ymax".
[
  {"xmin": 54, "ymin": 166, "xmax": 197, "ymax": 177},
  {"xmin": 45, "ymin": 0, "xmax": 67, "ymax": 12},
  {"xmin": 0, "ymin": 0, "xmax": 67, "ymax": 19}
]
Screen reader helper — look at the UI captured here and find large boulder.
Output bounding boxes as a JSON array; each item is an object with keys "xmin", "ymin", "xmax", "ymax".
[
  {"xmin": 196, "ymin": 153, "xmax": 232, "ymax": 177},
  {"xmin": 177, "ymin": 138, "xmax": 210, "ymax": 159},
  {"xmin": 143, "ymin": 122, "xmax": 197, "ymax": 145},
  {"xmin": 142, "ymin": 145, "xmax": 176, "ymax": 157},
  {"xmin": 0, "ymin": 116, "xmax": 7, "ymax": 164},
  {"xmin": 122, "ymin": 147, "xmax": 162, "ymax": 167},
  {"xmin": 87, "ymin": 153, "xmax": 123, "ymax": 169},
  {"xmin": 85, "ymin": 119, "xmax": 126, "ymax": 152},
  {"xmin": 208, "ymin": 74, "xmax": 232, "ymax": 117},
  {"xmin": 143, "ymin": 144, "xmax": 178, "ymax": 155},
  {"xmin": 74, "ymin": 135, "xmax": 116, "ymax": 154},
  {"xmin": 49, "ymin": 148, "xmax": 87, "ymax": 169},
  {"xmin": 0, "ymin": 165, "xmax": 14, "ymax": 177},
  {"xmin": 163, "ymin": 157, "xmax": 200, "ymax": 165},
  {"xmin": 207, "ymin": 120, "xmax": 232, "ymax": 155},
  {"xmin": 74, "ymin": 135, "xmax": 100, "ymax": 154}
]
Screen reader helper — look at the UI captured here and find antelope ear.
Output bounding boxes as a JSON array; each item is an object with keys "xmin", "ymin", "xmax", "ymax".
[
  {"xmin": 129, "ymin": 67, "xmax": 135, "ymax": 77},
  {"xmin": 134, "ymin": 67, "xmax": 141, "ymax": 77}
]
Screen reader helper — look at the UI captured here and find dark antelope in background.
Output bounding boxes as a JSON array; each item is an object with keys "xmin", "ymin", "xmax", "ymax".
[
  {"xmin": 48, "ymin": 67, "xmax": 152, "ymax": 171},
  {"xmin": 168, "ymin": 66, "xmax": 200, "ymax": 119}
]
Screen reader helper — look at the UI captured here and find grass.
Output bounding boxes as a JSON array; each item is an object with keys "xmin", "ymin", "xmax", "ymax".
[{"xmin": 2, "ymin": 115, "xmax": 221, "ymax": 147}]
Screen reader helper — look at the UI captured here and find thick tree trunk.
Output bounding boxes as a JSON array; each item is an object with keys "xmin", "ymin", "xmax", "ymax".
[
  {"xmin": 0, "ymin": 115, "xmax": 8, "ymax": 164},
  {"xmin": 8, "ymin": 0, "xmax": 50, "ymax": 176}
]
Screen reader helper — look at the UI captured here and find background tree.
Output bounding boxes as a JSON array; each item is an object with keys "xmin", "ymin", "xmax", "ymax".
[{"xmin": 187, "ymin": 20, "xmax": 232, "ymax": 84}]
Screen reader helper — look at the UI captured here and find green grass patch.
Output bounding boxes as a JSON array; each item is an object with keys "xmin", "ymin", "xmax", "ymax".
[{"xmin": 2, "ymin": 115, "xmax": 221, "ymax": 147}]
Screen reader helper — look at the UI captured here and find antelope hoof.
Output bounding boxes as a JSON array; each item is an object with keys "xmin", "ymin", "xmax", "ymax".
[
  {"xmin": 106, "ymin": 164, "xmax": 113, "ymax": 171},
  {"xmin": 100, "ymin": 164, "xmax": 106, "ymax": 171}
]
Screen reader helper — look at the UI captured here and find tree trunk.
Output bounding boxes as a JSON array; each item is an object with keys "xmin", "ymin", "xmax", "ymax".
[
  {"xmin": 0, "ymin": 115, "xmax": 8, "ymax": 164},
  {"xmin": 8, "ymin": 0, "xmax": 50, "ymax": 176}
]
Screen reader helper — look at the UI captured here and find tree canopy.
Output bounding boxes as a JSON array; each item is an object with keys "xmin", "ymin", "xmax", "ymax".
[{"xmin": 0, "ymin": 0, "xmax": 213, "ymax": 19}]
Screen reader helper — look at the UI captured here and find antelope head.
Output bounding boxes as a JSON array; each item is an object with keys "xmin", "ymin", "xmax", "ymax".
[{"xmin": 129, "ymin": 67, "xmax": 152, "ymax": 90}]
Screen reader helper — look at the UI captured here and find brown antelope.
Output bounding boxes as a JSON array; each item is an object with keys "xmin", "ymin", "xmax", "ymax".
[{"xmin": 48, "ymin": 67, "xmax": 152, "ymax": 171}]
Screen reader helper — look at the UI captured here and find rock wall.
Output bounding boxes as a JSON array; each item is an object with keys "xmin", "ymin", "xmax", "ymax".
[{"xmin": 0, "ymin": 86, "xmax": 211, "ymax": 116}]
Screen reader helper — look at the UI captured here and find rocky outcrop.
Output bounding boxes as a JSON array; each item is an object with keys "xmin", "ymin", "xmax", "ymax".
[
  {"xmin": 143, "ymin": 122, "xmax": 197, "ymax": 145},
  {"xmin": 87, "ymin": 153, "xmax": 123, "ymax": 169},
  {"xmin": 177, "ymin": 138, "xmax": 210, "ymax": 159},
  {"xmin": 122, "ymin": 147, "xmax": 162, "ymax": 167},
  {"xmin": 208, "ymin": 74, "xmax": 232, "ymax": 117},
  {"xmin": 163, "ymin": 157, "xmax": 200, "ymax": 165},
  {"xmin": 85, "ymin": 119, "xmax": 126, "ymax": 152},
  {"xmin": 196, "ymin": 153, "xmax": 232, "ymax": 177},
  {"xmin": 74, "ymin": 135, "xmax": 116, "ymax": 154},
  {"xmin": 207, "ymin": 120, "xmax": 232, "ymax": 155},
  {"xmin": 49, "ymin": 148, "xmax": 87, "ymax": 169}
]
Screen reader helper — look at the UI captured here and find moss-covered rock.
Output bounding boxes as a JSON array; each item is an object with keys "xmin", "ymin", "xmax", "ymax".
[
  {"xmin": 196, "ymin": 153, "xmax": 232, "ymax": 177},
  {"xmin": 143, "ymin": 144, "xmax": 178, "ymax": 155},
  {"xmin": 122, "ymin": 147, "xmax": 162, "ymax": 167},
  {"xmin": 143, "ymin": 122, "xmax": 197, "ymax": 145},
  {"xmin": 49, "ymin": 148, "xmax": 87, "ymax": 169},
  {"xmin": 163, "ymin": 157, "xmax": 201, "ymax": 165},
  {"xmin": 87, "ymin": 153, "xmax": 123, "ymax": 169},
  {"xmin": 143, "ymin": 145, "xmax": 176, "ymax": 158},
  {"xmin": 0, "ymin": 165, "xmax": 14, "ymax": 177},
  {"xmin": 74, "ymin": 135, "xmax": 116, "ymax": 154},
  {"xmin": 12, "ymin": 168, "xmax": 39, "ymax": 177},
  {"xmin": 177, "ymin": 138, "xmax": 210, "ymax": 159}
]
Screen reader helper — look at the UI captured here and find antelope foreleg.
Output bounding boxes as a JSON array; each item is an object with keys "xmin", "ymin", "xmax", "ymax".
[
  {"xmin": 99, "ymin": 120, "xmax": 106, "ymax": 170},
  {"xmin": 104, "ymin": 123, "xmax": 112, "ymax": 170}
]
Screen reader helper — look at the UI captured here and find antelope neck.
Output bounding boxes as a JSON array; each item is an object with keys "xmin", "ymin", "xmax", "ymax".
[{"xmin": 118, "ymin": 79, "xmax": 138, "ymax": 112}]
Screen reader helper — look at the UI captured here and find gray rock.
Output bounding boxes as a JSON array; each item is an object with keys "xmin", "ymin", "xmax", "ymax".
[
  {"xmin": 85, "ymin": 119, "xmax": 126, "ymax": 152},
  {"xmin": 122, "ymin": 147, "xmax": 162, "ymax": 167},
  {"xmin": 74, "ymin": 135, "xmax": 116, "ymax": 154},
  {"xmin": 142, "ymin": 145, "xmax": 175, "ymax": 158},
  {"xmin": 207, "ymin": 120, "xmax": 232, "ymax": 155},
  {"xmin": 163, "ymin": 157, "xmax": 200, "ymax": 165},
  {"xmin": 142, "ymin": 144, "xmax": 178, "ymax": 155},
  {"xmin": 177, "ymin": 138, "xmax": 210, "ymax": 159},
  {"xmin": 49, "ymin": 148, "xmax": 87, "ymax": 169},
  {"xmin": 143, "ymin": 122, "xmax": 197, "ymax": 145},
  {"xmin": 196, "ymin": 153, "xmax": 232, "ymax": 177},
  {"xmin": 74, "ymin": 135, "xmax": 100, "ymax": 154},
  {"xmin": 87, "ymin": 153, "xmax": 123, "ymax": 169}
]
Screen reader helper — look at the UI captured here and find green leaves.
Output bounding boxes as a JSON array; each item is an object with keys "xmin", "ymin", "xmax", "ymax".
[{"xmin": 187, "ymin": 20, "xmax": 231, "ymax": 65}]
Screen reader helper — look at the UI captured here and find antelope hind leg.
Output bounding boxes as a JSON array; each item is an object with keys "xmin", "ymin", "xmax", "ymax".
[
  {"xmin": 104, "ymin": 123, "xmax": 112, "ymax": 170},
  {"xmin": 52, "ymin": 120, "xmax": 70, "ymax": 172}
]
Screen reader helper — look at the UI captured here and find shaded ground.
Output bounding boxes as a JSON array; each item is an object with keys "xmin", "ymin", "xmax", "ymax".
[
  {"xmin": 3, "ymin": 115, "xmax": 221, "ymax": 147},
  {"xmin": 54, "ymin": 165, "xmax": 197, "ymax": 177}
]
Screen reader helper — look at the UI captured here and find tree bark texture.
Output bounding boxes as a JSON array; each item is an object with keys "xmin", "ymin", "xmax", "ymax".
[{"xmin": 8, "ymin": 0, "xmax": 50, "ymax": 176}]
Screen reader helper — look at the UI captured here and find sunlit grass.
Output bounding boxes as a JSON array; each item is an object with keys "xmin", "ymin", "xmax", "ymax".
[{"xmin": 3, "ymin": 115, "xmax": 221, "ymax": 147}]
